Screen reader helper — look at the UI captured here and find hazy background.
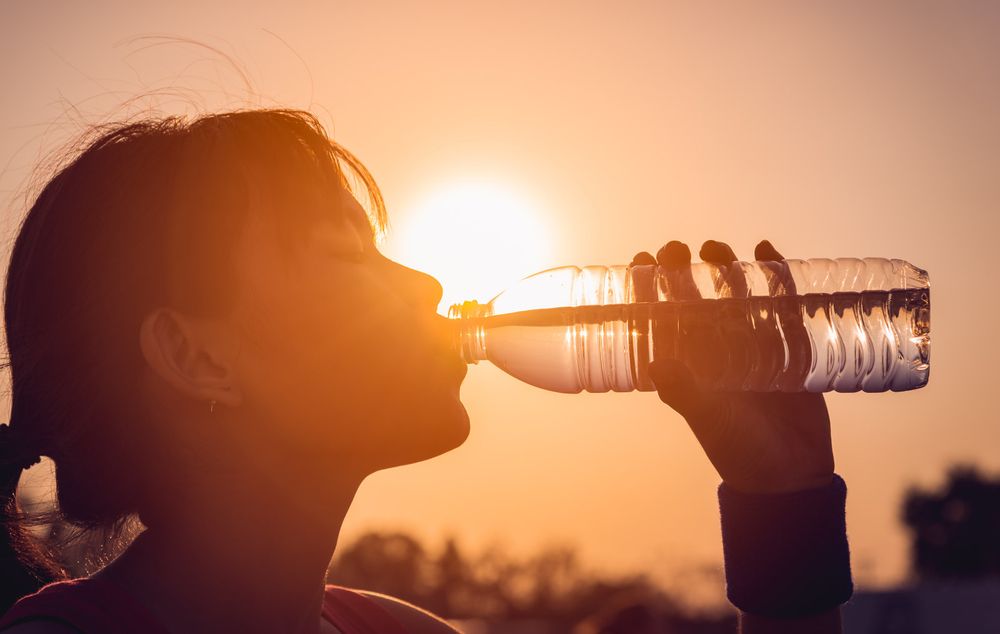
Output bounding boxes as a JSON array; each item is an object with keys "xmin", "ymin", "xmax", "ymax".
[{"xmin": 2, "ymin": 0, "xmax": 997, "ymax": 607}]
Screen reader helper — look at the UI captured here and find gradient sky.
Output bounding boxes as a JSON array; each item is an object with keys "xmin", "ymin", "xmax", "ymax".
[{"xmin": 2, "ymin": 1, "xmax": 998, "ymax": 605}]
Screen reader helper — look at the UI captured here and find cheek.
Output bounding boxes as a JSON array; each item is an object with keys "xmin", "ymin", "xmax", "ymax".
[
  {"xmin": 234, "ymin": 265, "xmax": 404, "ymax": 413},
  {"xmin": 291, "ymin": 301, "xmax": 457, "ymax": 459},
  {"xmin": 230, "ymin": 259, "xmax": 461, "ymax": 463}
]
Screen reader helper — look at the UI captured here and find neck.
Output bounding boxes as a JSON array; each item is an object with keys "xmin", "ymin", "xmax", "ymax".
[{"xmin": 100, "ymin": 459, "xmax": 365, "ymax": 634}]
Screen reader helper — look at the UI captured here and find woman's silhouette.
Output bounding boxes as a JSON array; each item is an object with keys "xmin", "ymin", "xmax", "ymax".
[{"xmin": 0, "ymin": 110, "xmax": 850, "ymax": 633}]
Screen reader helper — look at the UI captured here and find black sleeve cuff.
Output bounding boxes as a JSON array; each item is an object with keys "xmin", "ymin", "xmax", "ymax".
[{"xmin": 718, "ymin": 474, "xmax": 853, "ymax": 618}]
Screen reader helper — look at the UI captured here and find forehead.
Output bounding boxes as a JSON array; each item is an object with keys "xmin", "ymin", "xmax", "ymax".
[
  {"xmin": 333, "ymin": 187, "xmax": 376, "ymax": 240},
  {"xmin": 234, "ymin": 184, "xmax": 370, "ymax": 263},
  {"xmin": 260, "ymin": 177, "xmax": 373, "ymax": 239}
]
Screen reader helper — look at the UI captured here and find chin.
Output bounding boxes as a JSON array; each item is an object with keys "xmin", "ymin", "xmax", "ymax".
[{"xmin": 379, "ymin": 396, "xmax": 471, "ymax": 470}]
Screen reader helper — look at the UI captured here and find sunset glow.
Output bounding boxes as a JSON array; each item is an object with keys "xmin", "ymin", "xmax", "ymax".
[
  {"xmin": 2, "ymin": 2, "xmax": 996, "ymax": 611},
  {"xmin": 387, "ymin": 182, "xmax": 552, "ymax": 313}
]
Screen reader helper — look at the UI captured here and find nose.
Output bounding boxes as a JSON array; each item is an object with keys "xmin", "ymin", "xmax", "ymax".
[
  {"xmin": 384, "ymin": 258, "xmax": 443, "ymax": 312},
  {"xmin": 378, "ymin": 256, "xmax": 457, "ymax": 356}
]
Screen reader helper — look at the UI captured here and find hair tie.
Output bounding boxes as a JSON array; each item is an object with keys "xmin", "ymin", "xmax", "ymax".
[{"xmin": 0, "ymin": 424, "xmax": 43, "ymax": 471}]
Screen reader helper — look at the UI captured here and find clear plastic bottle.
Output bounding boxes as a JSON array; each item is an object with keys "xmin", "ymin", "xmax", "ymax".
[{"xmin": 448, "ymin": 258, "xmax": 930, "ymax": 394}]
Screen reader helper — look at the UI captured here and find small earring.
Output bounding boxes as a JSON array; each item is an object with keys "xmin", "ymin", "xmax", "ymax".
[{"xmin": 209, "ymin": 399, "xmax": 217, "ymax": 414}]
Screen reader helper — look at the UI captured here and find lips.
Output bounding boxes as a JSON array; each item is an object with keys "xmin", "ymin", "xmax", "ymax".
[
  {"xmin": 417, "ymin": 341, "xmax": 467, "ymax": 385},
  {"xmin": 439, "ymin": 351, "xmax": 467, "ymax": 384},
  {"xmin": 408, "ymin": 313, "xmax": 468, "ymax": 384},
  {"xmin": 452, "ymin": 356, "xmax": 468, "ymax": 382}
]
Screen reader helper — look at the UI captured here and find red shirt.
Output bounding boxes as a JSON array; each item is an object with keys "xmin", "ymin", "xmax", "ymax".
[{"xmin": 0, "ymin": 578, "xmax": 409, "ymax": 633}]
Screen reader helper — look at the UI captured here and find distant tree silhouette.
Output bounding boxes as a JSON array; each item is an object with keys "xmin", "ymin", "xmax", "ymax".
[
  {"xmin": 327, "ymin": 529, "xmax": 736, "ymax": 632},
  {"xmin": 327, "ymin": 531, "xmax": 434, "ymax": 605},
  {"xmin": 902, "ymin": 465, "xmax": 1000, "ymax": 580},
  {"xmin": 428, "ymin": 537, "xmax": 473, "ymax": 616}
]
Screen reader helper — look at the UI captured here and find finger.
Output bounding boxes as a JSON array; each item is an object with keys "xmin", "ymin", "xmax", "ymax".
[
  {"xmin": 755, "ymin": 239, "xmax": 797, "ymax": 298},
  {"xmin": 699, "ymin": 239, "xmax": 739, "ymax": 265},
  {"xmin": 648, "ymin": 358, "xmax": 707, "ymax": 421},
  {"xmin": 630, "ymin": 251, "xmax": 658, "ymax": 303},
  {"xmin": 655, "ymin": 241, "xmax": 691, "ymax": 271},
  {"xmin": 754, "ymin": 239, "xmax": 785, "ymax": 262},
  {"xmin": 631, "ymin": 251, "xmax": 657, "ymax": 266},
  {"xmin": 701, "ymin": 239, "xmax": 748, "ymax": 298}
]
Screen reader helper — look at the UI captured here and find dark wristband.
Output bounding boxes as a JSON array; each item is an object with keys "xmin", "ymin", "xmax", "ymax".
[{"xmin": 718, "ymin": 474, "xmax": 853, "ymax": 618}]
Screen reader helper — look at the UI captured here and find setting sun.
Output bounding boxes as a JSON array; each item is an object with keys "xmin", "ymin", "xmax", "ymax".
[{"xmin": 386, "ymin": 181, "xmax": 552, "ymax": 313}]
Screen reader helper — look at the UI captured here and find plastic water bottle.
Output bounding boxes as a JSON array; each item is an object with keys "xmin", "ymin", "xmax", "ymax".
[{"xmin": 448, "ymin": 258, "xmax": 930, "ymax": 393}]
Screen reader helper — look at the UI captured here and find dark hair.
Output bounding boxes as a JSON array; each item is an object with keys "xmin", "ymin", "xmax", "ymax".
[{"xmin": 0, "ymin": 109, "xmax": 386, "ymax": 611}]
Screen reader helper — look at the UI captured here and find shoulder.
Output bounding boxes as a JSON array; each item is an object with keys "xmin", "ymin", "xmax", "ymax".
[
  {"xmin": 0, "ymin": 577, "xmax": 160, "ymax": 634},
  {"xmin": 0, "ymin": 621, "xmax": 81, "ymax": 634},
  {"xmin": 355, "ymin": 591, "xmax": 462, "ymax": 634}
]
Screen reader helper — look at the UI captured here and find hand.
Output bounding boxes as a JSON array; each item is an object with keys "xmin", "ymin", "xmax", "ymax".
[{"xmin": 632, "ymin": 239, "xmax": 834, "ymax": 494}]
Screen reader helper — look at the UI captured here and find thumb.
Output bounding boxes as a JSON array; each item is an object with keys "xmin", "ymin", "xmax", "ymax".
[{"xmin": 648, "ymin": 358, "xmax": 707, "ymax": 420}]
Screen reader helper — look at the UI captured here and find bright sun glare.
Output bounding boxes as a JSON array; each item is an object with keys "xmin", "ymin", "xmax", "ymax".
[{"xmin": 386, "ymin": 182, "xmax": 552, "ymax": 314}]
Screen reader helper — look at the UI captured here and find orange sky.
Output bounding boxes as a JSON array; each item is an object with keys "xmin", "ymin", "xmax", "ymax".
[{"xmin": 2, "ymin": 1, "xmax": 998, "ymax": 603}]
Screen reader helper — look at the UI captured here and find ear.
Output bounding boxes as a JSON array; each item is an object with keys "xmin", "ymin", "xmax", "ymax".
[{"xmin": 138, "ymin": 308, "xmax": 243, "ymax": 409}]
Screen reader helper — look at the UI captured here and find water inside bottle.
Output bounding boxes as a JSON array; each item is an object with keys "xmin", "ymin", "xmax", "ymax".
[{"xmin": 462, "ymin": 288, "xmax": 929, "ymax": 393}]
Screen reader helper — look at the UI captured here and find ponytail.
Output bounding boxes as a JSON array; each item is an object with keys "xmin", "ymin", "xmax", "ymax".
[
  {"xmin": 0, "ymin": 425, "xmax": 65, "ymax": 613},
  {"xmin": 0, "ymin": 108, "xmax": 389, "ymax": 614}
]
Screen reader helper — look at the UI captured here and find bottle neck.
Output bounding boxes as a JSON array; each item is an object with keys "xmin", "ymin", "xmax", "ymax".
[{"xmin": 448, "ymin": 301, "xmax": 490, "ymax": 363}]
